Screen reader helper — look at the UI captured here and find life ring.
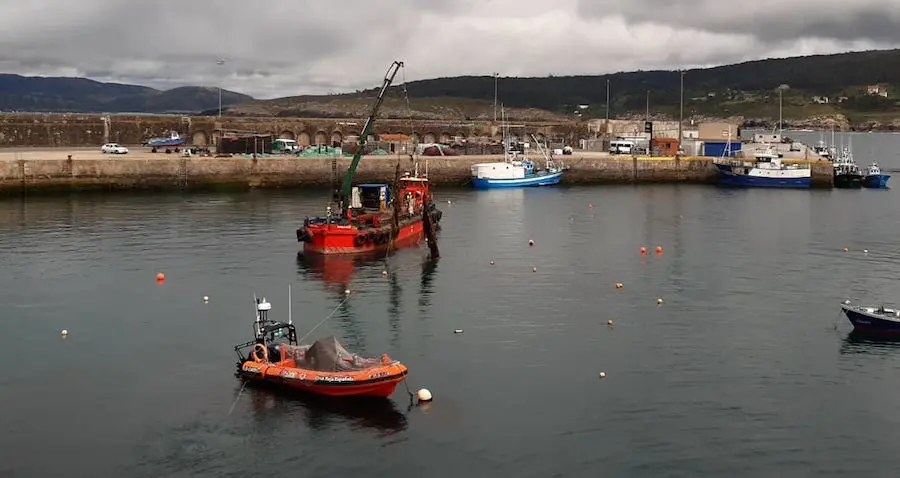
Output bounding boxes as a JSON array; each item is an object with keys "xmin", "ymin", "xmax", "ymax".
[
  {"xmin": 354, "ymin": 234, "xmax": 366, "ymax": 247},
  {"xmin": 252, "ymin": 343, "xmax": 268, "ymax": 363}
]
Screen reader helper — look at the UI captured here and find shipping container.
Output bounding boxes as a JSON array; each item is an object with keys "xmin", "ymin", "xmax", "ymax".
[{"xmin": 702, "ymin": 141, "xmax": 742, "ymax": 157}]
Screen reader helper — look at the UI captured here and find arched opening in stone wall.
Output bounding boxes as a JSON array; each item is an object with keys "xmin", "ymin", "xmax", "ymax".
[
  {"xmin": 423, "ymin": 132, "xmax": 437, "ymax": 144},
  {"xmin": 330, "ymin": 131, "xmax": 343, "ymax": 146},
  {"xmin": 367, "ymin": 134, "xmax": 376, "ymax": 142},
  {"xmin": 279, "ymin": 130, "xmax": 295, "ymax": 140},
  {"xmin": 439, "ymin": 132, "xmax": 451, "ymax": 143},
  {"xmin": 191, "ymin": 130, "xmax": 208, "ymax": 146},
  {"xmin": 314, "ymin": 131, "xmax": 328, "ymax": 146},
  {"xmin": 298, "ymin": 131, "xmax": 311, "ymax": 146}
]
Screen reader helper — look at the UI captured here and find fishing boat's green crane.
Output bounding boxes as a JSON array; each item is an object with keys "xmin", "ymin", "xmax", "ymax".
[{"xmin": 337, "ymin": 60, "xmax": 404, "ymax": 218}]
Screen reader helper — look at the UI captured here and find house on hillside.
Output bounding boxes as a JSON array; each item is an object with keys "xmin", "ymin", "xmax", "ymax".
[
  {"xmin": 812, "ymin": 96, "xmax": 829, "ymax": 104},
  {"xmin": 866, "ymin": 85, "xmax": 888, "ymax": 98}
]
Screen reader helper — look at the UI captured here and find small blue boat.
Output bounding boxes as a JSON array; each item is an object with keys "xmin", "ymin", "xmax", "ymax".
[
  {"xmin": 714, "ymin": 146, "xmax": 811, "ymax": 189},
  {"xmin": 470, "ymin": 132, "xmax": 567, "ymax": 189},
  {"xmin": 861, "ymin": 161, "xmax": 890, "ymax": 189},
  {"xmin": 841, "ymin": 300, "xmax": 900, "ymax": 334},
  {"xmin": 471, "ymin": 161, "xmax": 564, "ymax": 189}
]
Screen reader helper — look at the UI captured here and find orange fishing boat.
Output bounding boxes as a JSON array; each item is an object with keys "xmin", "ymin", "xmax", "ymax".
[
  {"xmin": 294, "ymin": 60, "xmax": 442, "ymax": 257},
  {"xmin": 234, "ymin": 295, "xmax": 408, "ymax": 398}
]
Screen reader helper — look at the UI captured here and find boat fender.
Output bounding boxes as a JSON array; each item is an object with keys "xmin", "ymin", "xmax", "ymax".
[
  {"xmin": 252, "ymin": 343, "xmax": 269, "ymax": 363},
  {"xmin": 354, "ymin": 234, "xmax": 366, "ymax": 247}
]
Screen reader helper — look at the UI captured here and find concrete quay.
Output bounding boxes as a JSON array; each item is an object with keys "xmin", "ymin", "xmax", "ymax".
[{"xmin": 0, "ymin": 148, "xmax": 834, "ymax": 195}]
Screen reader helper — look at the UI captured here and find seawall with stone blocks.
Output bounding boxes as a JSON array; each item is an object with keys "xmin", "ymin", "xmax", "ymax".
[{"xmin": 0, "ymin": 151, "xmax": 834, "ymax": 195}]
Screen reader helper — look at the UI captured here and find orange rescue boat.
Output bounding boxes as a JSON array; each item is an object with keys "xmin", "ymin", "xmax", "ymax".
[{"xmin": 234, "ymin": 296, "xmax": 408, "ymax": 398}]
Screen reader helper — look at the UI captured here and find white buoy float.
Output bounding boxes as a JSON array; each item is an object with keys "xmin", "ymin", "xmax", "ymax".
[
  {"xmin": 344, "ymin": 289, "xmax": 351, "ymax": 295},
  {"xmin": 202, "ymin": 295, "xmax": 209, "ymax": 303},
  {"xmin": 864, "ymin": 249, "xmax": 869, "ymax": 254},
  {"xmin": 607, "ymin": 319, "xmax": 613, "ymax": 325},
  {"xmin": 417, "ymin": 388, "xmax": 433, "ymax": 402},
  {"xmin": 60, "ymin": 329, "xmax": 68, "ymax": 337},
  {"xmin": 599, "ymin": 372, "xmax": 606, "ymax": 378},
  {"xmin": 454, "ymin": 329, "xmax": 463, "ymax": 334},
  {"xmin": 382, "ymin": 270, "xmax": 388, "ymax": 276},
  {"xmin": 657, "ymin": 298, "xmax": 664, "ymax": 305}
]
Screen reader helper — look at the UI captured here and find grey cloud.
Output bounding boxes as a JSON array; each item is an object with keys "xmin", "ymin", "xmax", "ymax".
[
  {"xmin": 577, "ymin": 0, "xmax": 900, "ymax": 44},
  {"xmin": 0, "ymin": 0, "xmax": 898, "ymax": 99}
]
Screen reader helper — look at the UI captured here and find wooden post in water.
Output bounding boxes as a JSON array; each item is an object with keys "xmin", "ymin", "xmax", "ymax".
[{"xmin": 422, "ymin": 194, "xmax": 440, "ymax": 259}]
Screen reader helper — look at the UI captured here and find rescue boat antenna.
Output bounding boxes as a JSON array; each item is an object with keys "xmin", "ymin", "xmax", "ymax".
[{"xmin": 288, "ymin": 284, "xmax": 293, "ymax": 325}]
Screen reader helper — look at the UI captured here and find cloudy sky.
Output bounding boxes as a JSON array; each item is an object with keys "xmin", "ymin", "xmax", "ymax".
[{"xmin": 1, "ymin": 0, "xmax": 898, "ymax": 99}]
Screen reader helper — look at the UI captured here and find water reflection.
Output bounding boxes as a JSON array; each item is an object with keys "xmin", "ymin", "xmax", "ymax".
[
  {"xmin": 839, "ymin": 331, "xmax": 900, "ymax": 355},
  {"xmin": 296, "ymin": 251, "xmax": 387, "ymax": 293},
  {"xmin": 419, "ymin": 258, "xmax": 438, "ymax": 312},
  {"xmin": 388, "ymin": 269, "xmax": 402, "ymax": 348},
  {"xmin": 244, "ymin": 384, "xmax": 408, "ymax": 435}
]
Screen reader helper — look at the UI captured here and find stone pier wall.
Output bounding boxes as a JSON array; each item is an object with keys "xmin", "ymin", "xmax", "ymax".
[{"xmin": 0, "ymin": 153, "xmax": 834, "ymax": 195}]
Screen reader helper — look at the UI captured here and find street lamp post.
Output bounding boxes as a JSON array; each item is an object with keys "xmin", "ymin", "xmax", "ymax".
[
  {"xmin": 605, "ymin": 79, "xmax": 610, "ymax": 140},
  {"xmin": 493, "ymin": 72, "xmax": 499, "ymax": 123},
  {"xmin": 678, "ymin": 70, "xmax": 684, "ymax": 146},
  {"xmin": 646, "ymin": 90, "xmax": 650, "ymax": 122},
  {"xmin": 216, "ymin": 59, "xmax": 225, "ymax": 118},
  {"xmin": 776, "ymin": 84, "xmax": 790, "ymax": 139}
]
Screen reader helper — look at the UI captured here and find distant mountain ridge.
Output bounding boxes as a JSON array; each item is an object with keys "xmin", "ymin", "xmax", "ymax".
[
  {"xmin": 6, "ymin": 49, "xmax": 900, "ymax": 127},
  {"xmin": 0, "ymin": 74, "xmax": 253, "ymax": 114}
]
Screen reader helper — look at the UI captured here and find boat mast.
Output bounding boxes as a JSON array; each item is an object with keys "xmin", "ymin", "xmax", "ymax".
[{"xmin": 338, "ymin": 60, "xmax": 404, "ymax": 219}]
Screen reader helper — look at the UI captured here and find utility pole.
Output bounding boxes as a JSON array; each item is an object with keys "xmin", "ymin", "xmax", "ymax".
[
  {"xmin": 646, "ymin": 90, "xmax": 650, "ymax": 122},
  {"xmin": 605, "ymin": 79, "xmax": 610, "ymax": 140},
  {"xmin": 678, "ymin": 70, "xmax": 684, "ymax": 145},
  {"xmin": 776, "ymin": 84, "xmax": 790, "ymax": 139},
  {"xmin": 216, "ymin": 59, "xmax": 225, "ymax": 118},
  {"xmin": 493, "ymin": 72, "xmax": 499, "ymax": 123}
]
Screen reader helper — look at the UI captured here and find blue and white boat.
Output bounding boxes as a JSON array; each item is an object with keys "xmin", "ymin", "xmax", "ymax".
[
  {"xmin": 841, "ymin": 300, "xmax": 900, "ymax": 334},
  {"xmin": 713, "ymin": 146, "xmax": 811, "ymax": 188},
  {"xmin": 470, "ymin": 133, "xmax": 568, "ymax": 189},
  {"xmin": 861, "ymin": 160, "xmax": 890, "ymax": 189},
  {"xmin": 145, "ymin": 131, "xmax": 187, "ymax": 148}
]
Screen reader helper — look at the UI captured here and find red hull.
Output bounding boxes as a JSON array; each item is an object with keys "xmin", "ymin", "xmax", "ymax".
[{"xmin": 303, "ymin": 218, "xmax": 425, "ymax": 256}]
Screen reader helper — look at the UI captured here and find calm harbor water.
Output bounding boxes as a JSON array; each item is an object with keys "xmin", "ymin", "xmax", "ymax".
[{"xmin": 3, "ymin": 134, "xmax": 900, "ymax": 477}]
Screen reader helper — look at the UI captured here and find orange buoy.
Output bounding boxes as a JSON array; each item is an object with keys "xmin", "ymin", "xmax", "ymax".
[
  {"xmin": 640, "ymin": 246, "xmax": 647, "ymax": 255},
  {"xmin": 656, "ymin": 246, "xmax": 663, "ymax": 254},
  {"xmin": 156, "ymin": 272, "xmax": 165, "ymax": 282}
]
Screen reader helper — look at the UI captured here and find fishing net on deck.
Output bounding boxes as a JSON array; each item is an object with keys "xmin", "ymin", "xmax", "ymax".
[{"xmin": 293, "ymin": 335, "xmax": 383, "ymax": 372}]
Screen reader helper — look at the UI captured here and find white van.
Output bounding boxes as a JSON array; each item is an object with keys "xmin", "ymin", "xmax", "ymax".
[{"xmin": 609, "ymin": 140, "xmax": 634, "ymax": 155}]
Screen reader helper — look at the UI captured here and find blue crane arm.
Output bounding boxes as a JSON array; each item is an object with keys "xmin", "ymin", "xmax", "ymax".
[{"xmin": 340, "ymin": 60, "xmax": 404, "ymax": 214}]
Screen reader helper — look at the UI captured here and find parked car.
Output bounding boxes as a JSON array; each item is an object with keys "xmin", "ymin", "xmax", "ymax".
[{"xmin": 101, "ymin": 143, "xmax": 129, "ymax": 154}]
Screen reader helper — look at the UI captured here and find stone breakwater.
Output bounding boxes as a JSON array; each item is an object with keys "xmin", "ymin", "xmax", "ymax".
[{"xmin": 0, "ymin": 152, "xmax": 834, "ymax": 195}]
